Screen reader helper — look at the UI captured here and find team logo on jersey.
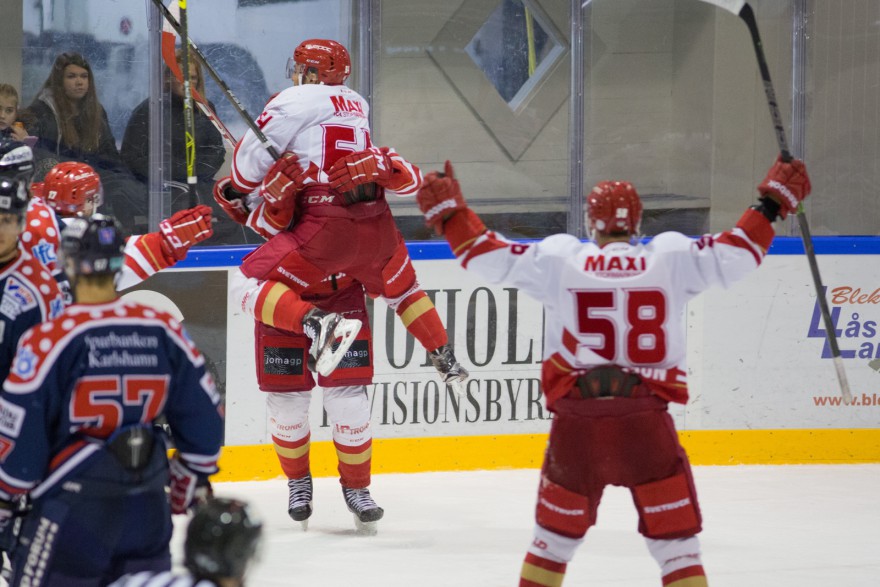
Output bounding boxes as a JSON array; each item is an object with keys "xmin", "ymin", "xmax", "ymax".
[
  {"xmin": 49, "ymin": 296, "xmax": 65, "ymax": 319},
  {"xmin": 330, "ymin": 96, "xmax": 366, "ymax": 118},
  {"xmin": 31, "ymin": 240, "xmax": 57, "ymax": 267},
  {"xmin": 1, "ymin": 276, "xmax": 37, "ymax": 319},
  {"xmin": 11, "ymin": 345, "xmax": 38, "ymax": 380},
  {"xmin": 583, "ymin": 255, "xmax": 647, "ymax": 277}
]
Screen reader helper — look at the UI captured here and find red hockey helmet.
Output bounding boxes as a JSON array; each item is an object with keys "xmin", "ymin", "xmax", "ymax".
[
  {"xmin": 586, "ymin": 180, "xmax": 643, "ymax": 235},
  {"xmin": 43, "ymin": 161, "xmax": 103, "ymax": 216},
  {"xmin": 287, "ymin": 39, "xmax": 351, "ymax": 85}
]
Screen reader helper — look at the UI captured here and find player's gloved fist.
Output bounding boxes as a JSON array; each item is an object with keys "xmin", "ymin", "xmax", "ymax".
[
  {"xmin": 417, "ymin": 160, "xmax": 468, "ymax": 235},
  {"xmin": 159, "ymin": 204, "xmax": 214, "ymax": 261},
  {"xmin": 213, "ymin": 176, "xmax": 250, "ymax": 225},
  {"xmin": 169, "ymin": 454, "xmax": 211, "ymax": 515},
  {"xmin": 757, "ymin": 154, "xmax": 811, "ymax": 219},
  {"xmin": 259, "ymin": 152, "xmax": 305, "ymax": 209},
  {"xmin": 328, "ymin": 146, "xmax": 393, "ymax": 193}
]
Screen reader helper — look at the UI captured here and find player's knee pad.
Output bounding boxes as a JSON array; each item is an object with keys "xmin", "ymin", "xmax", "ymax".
[
  {"xmin": 527, "ymin": 524, "xmax": 584, "ymax": 564},
  {"xmin": 535, "ymin": 475, "xmax": 593, "ymax": 539},
  {"xmin": 380, "ymin": 240, "xmax": 418, "ymax": 299},
  {"xmin": 632, "ymin": 471, "xmax": 702, "ymax": 539},
  {"xmin": 266, "ymin": 391, "xmax": 312, "ymax": 442},
  {"xmin": 255, "ymin": 323, "xmax": 314, "ymax": 392},
  {"xmin": 646, "ymin": 535, "xmax": 703, "ymax": 574},
  {"xmin": 323, "ymin": 386, "xmax": 371, "ymax": 446}
]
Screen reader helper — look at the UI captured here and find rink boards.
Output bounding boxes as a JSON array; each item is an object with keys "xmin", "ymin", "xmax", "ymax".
[{"xmin": 128, "ymin": 237, "xmax": 880, "ymax": 481}]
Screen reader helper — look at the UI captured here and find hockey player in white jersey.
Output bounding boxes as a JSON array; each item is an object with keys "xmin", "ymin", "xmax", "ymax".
[
  {"xmin": 416, "ymin": 155, "xmax": 811, "ymax": 587},
  {"xmin": 212, "ymin": 39, "xmax": 466, "ymax": 532}
]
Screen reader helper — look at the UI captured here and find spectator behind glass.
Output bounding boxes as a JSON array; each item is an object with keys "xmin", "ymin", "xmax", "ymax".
[
  {"xmin": 0, "ymin": 84, "xmax": 34, "ymax": 144},
  {"xmin": 122, "ymin": 49, "xmax": 246, "ymax": 245},
  {"xmin": 23, "ymin": 52, "xmax": 149, "ymax": 233}
]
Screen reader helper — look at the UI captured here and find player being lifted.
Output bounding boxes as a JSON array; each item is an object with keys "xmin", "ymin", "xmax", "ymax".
[
  {"xmin": 0, "ymin": 214, "xmax": 224, "ymax": 585},
  {"xmin": 415, "ymin": 155, "xmax": 811, "ymax": 587},
  {"xmin": 213, "ymin": 39, "xmax": 466, "ymax": 531}
]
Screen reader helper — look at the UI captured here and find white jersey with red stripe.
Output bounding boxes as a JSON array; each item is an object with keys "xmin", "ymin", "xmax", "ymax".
[
  {"xmin": 231, "ymin": 84, "xmax": 374, "ymax": 194},
  {"xmin": 21, "ymin": 198, "xmax": 179, "ymax": 292},
  {"xmin": 448, "ymin": 208, "xmax": 774, "ymax": 407}
]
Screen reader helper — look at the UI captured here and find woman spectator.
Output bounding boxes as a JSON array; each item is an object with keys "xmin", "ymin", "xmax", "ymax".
[{"xmin": 23, "ymin": 52, "xmax": 148, "ymax": 233}]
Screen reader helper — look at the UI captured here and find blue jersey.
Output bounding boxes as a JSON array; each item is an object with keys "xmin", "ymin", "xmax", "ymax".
[
  {"xmin": 0, "ymin": 250, "xmax": 65, "ymax": 383},
  {"xmin": 0, "ymin": 298, "xmax": 223, "ymax": 499}
]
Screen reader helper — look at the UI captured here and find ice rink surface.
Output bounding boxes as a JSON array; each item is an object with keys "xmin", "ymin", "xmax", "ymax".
[{"xmin": 179, "ymin": 464, "xmax": 880, "ymax": 586}]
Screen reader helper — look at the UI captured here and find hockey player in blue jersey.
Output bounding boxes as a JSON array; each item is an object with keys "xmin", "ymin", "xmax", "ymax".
[
  {"xmin": 0, "ymin": 214, "xmax": 224, "ymax": 586},
  {"xmin": 109, "ymin": 497, "xmax": 263, "ymax": 587},
  {"xmin": 0, "ymin": 139, "xmax": 66, "ymax": 383}
]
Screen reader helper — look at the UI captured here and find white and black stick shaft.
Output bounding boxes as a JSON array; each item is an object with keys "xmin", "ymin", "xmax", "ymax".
[
  {"xmin": 178, "ymin": 0, "xmax": 198, "ymax": 206},
  {"xmin": 151, "ymin": 0, "xmax": 280, "ymax": 160},
  {"xmin": 703, "ymin": 0, "xmax": 852, "ymax": 404}
]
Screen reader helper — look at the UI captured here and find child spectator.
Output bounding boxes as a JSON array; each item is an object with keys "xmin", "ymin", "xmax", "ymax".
[{"xmin": 0, "ymin": 84, "xmax": 32, "ymax": 143}]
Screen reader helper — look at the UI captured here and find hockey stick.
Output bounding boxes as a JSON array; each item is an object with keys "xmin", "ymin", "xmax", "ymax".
[
  {"xmin": 150, "ymin": 0, "xmax": 280, "ymax": 160},
  {"xmin": 178, "ymin": 0, "xmax": 198, "ymax": 206},
  {"xmin": 160, "ymin": 25, "xmax": 238, "ymax": 148},
  {"xmin": 701, "ymin": 0, "xmax": 852, "ymax": 404}
]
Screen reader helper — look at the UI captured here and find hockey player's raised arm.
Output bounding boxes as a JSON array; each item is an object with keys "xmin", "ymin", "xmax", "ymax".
[
  {"xmin": 117, "ymin": 204, "xmax": 214, "ymax": 291},
  {"xmin": 415, "ymin": 160, "xmax": 555, "ymax": 299}
]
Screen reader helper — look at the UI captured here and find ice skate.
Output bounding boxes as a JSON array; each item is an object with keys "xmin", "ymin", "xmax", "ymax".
[
  {"xmin": 342, "ymin": 486, "xmax": 383, "ymax": 535},
  {"xmin": 287, "ymin": 474, "xmax": 313, "ymax": 530},
  {"xmin": 429, "ymin": 344, "xmax": 469, "ymax": 395},
  {"xmin": 302, "ymin": 309, "xmax": 362, "ymax": 377}
]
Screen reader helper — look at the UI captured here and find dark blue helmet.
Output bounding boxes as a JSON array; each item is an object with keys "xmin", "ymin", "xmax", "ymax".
[
  {"xmin": 0, "ymin": 139, "xmax": 33, "ymax": 217},
  {"xmin": 59, "ymin": 214, "xmax": 126, "ymax": 278},
  {"xmin": 185, "ymin": 498, "xmax": 263, "ymax": 580}
]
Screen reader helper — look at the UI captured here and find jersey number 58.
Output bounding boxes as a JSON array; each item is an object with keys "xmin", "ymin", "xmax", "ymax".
[{"xmin": 574, "ymin": 289, "xmax": 667, "ymax": 364}]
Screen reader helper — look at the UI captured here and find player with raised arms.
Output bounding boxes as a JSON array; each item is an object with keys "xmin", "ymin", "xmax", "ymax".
[{"xmin": 415, "ymin": 154, "xmax": 811, "ymax": 587}]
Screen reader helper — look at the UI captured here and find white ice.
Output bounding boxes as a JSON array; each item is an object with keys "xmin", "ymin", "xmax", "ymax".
[{"xmin": 177, "ymin": 464, "xmax": 880, "ymax": 586}]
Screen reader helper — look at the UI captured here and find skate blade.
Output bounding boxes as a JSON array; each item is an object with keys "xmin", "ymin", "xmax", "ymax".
[
  {"xmin": 448, "ymin": 378, "xmax": 467, "ymax": 397},
  {"xmin": 315, "ymin": 318, "xmax": 362, "ymax": 377},
  {"xmin": 354, "ymin": 515, "xmax": 378, "ymax": 536},
  {"xmin": 300, "ymin": 518, "xmax": 309, "ymax": 531}
]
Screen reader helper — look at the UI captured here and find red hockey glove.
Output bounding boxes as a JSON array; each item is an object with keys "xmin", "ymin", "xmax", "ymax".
[
  {"xmin": 417, "ymin": 160, "xmax": 468, "ymax": 235},
  {"xmin": 169, "ymin": 454, "xmax": 213, "ymax": 515},
  {"xmin": 259, "ymin": 152, "xmax": 305, "ymax": 209},
  {"xmin": 328, "ymin": 147, "xmax": 393, "ymax": 193},
  {"xmin": 159, "ymin": 204, "xmax": 213, "ymax": 262},
  {"xmin": 213, "ymin": 176, "xmax": 249, "ymax": 225},
  {"xmin": 757, "ymin": 155, "xmax": 811, "ymax": 219}
]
